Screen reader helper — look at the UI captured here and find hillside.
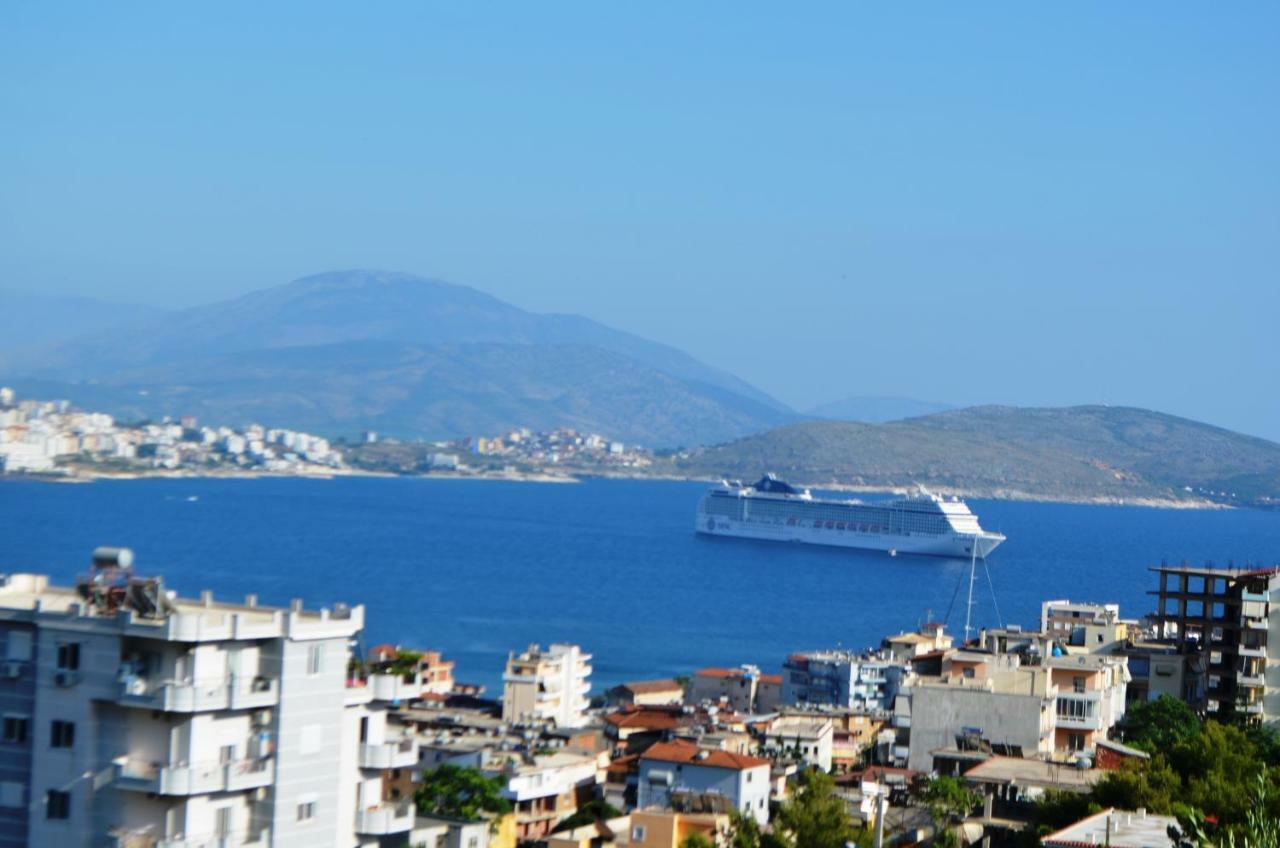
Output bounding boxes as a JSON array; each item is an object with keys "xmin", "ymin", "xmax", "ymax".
[
  {"xmin": 673, "ymin": 405, "xmax": 1280, "ymax": 506},
  {"xmin": 0, "ymin": 271, "xmax": 793, "ymax": 446}
]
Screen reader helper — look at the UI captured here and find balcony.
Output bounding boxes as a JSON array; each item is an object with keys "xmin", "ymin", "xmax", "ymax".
[
  {"xmin": 355, "ymin": 802, "xmax": 415, "ymax": 834},
  {"xmin": 117, "ymin": 677, "xmax": 230, "ymax": 712},
  {"xmin": 229, "ymin": 675, "xmax": 279, "ymax": 709},
  {"xmin": 1241, "ymin": 590, "xmax": 1269, "ymax": 603},
  {"xmin": 153, "ymin": 830, "xmax": 271, "ymax": 848},
  {"xmin": 367, "ymin": 673, "xmax": 420, "ymax": 702},
  {"xmin": 1055, "ymin": 713, "xmax": 1104, "ymax": 730},
  {"xmin": 891, "ymin": 714, "xmax": 910, "ymax": 729},
  {"xmin": 1241, "ymin": 702, "xmax": 1265, "ymax": 715},
  {"xmin": 225, "ymin": 757, "xmax": 275, "ymax": 791},
  {"xmin": 1237, "ymin": 673, "xmax": 1266, "ymax": 689},
  {"xmin": 1238, "ymin": 645, "xmax": 1267, "ymax": 659},
  {"xmin": 115, "ymin": 757, "xmax": 275, "ymax": 795},
  {"xmin": 359, "ymin": 736, "xmax": 420, "ymax": 769}
]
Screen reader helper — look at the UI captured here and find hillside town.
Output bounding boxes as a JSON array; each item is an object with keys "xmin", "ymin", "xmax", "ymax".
[
  {"xmin": 0, "ymin": 389, "xmax": 653, "ymax": 481},
  {"xmin": 0, "ymin": 388, "xmax": 342, "ymax": 477},
  {"xmin": 0, "ymin": 546, "xmax": 1269, "ymax": 847}
]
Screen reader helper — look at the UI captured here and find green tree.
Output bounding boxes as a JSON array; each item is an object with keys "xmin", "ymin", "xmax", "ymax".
[
  {"xmin": 1092, "ymin": 756, "xmax": 1181, "ymax": 814},
  {"xmin": 922, "ymin": 776, "xmax": 980, "ymax": 848},
  {"xmin": 1173, "ymin": 773, "xmax": 1280, "ymax": 848},
  {"xmin": 551, "ymin": 800, "xmax": 624, "ymax": 833},
  {"xmin": 680, "ymin": 834, "xmax": 716, "ymax": 848},
  {"xmin": 772, "ymin": 769, "xmax": 862, "ymax": 848},
  {"xmin": 414, "ymin": 764, "xmax": 512, "ymax": 827},
  {"xmin": 1121, "ymin": 695, "xmax": 1202, "ymax": 753}
]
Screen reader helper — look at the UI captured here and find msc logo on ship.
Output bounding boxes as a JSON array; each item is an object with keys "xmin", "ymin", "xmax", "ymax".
[{"xmin": 706, "ymin": 518, "xmax": 717, "ymax": 531}]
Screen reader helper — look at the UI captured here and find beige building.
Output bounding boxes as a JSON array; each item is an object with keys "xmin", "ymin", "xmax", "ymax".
[{"xmin": 502, "ymin": 643, "xmax": 592, "ymax": 728}]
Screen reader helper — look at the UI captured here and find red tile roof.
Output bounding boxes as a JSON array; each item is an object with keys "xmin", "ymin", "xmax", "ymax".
[
  {"xmin": 604, "ymin": 709, "xmax": 681, "ymax": 731},
  {"xmin": 694, "ymin": 668, "xmax": 740, "ymax": 679},
  {"xmin": 759, "ymin": 674, "xmax": 783, "ymax": 686},
  {"xmin": 641, "ymin": 740, "xmax": 769, "ymax": 770}
]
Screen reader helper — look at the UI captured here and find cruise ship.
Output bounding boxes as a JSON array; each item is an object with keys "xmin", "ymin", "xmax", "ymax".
[{"xmin": 695, "ymin": 475, "xmax": 1005, "ymax": 558}]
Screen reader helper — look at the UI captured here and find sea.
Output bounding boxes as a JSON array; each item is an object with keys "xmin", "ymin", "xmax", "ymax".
[{"xmin": 2, "ymin": 475, "xmax": 1279, "ymax": 694}]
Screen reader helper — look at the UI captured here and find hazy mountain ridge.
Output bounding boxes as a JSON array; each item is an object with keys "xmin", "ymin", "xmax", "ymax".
[
  {"xmin": 673, "ymin": 405, "xmax": 1280, "ymax": 505},
  {"xmin": 0, "ymin": 290, "xmax": 165, "ymax": 352},
  {"xmin": 0, "ymin": 271, "xmax": 794, "ymax": 445},
  {"xmin": 807, "ymin": 395, "xmax": 954, "ymax": 423}
]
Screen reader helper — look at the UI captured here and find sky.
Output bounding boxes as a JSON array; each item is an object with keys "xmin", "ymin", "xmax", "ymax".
[{"xmin": 2, "ymin": 3, "xmax": 1278, "ymax": 438}]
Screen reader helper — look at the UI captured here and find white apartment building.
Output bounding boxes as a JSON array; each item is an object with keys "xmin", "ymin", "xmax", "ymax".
[
  {"xmin": 502, "ymin": 644, "xmax": 592, "ymax": 729},
  {"xmin": 761, "ymin": 716, "xmax": 834, "ymax": 772},
  {"xmin": 0, "ymin": 547, "xmax": 419, "ymax": 848}
]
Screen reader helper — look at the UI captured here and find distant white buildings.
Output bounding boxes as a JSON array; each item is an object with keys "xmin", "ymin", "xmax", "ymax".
[
  {"xmin": 0, "ymin": 387, "xmax": 343, "ymax": 476},
  {"xmin": 501, "ymin": 643, "xmax": 593, "ymax": 728}
]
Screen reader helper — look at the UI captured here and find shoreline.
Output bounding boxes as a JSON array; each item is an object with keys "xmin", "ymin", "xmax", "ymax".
[{"xmin": 0, "ymin": 466, "xmax": 1236, "ymax": 510}]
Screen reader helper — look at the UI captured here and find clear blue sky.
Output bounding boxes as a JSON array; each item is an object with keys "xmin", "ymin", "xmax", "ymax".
[{"xmin": 3, "ymin": 3, "xmax": 1278, "ymax": 437}]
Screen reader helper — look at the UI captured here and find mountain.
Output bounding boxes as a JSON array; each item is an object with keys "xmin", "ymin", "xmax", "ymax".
[
  {"xmin": 673, "ymin": 405, "xmax": 1280, "ymax": 505},
  {"xmin": 807, "ymin": 395, "xmax": 954, "ymax": 423},
  {"xmin": 0, "ymin": 290, "xmax": 165, "ymax": 351},
  {"xmin": 0, "ymin": 271, "xmax": 794, "ymax": 446}
]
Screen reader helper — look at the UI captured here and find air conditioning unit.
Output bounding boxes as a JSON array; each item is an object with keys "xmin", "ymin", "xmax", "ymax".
[
  {"xmin": 54, "ymin": 670, "xmax": 81, "ymax": 687},
  {"xmin": 4, "ymin": 662, "xmax": 22, "ymax": 679},
  {"xmin": 252, "ymin": 709, "xmax": 272, "ymax": 727}
]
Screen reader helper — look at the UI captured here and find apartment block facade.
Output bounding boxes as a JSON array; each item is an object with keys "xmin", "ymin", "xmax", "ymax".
[
  {"xmin": 0, "ymin": 548, "xmax": 415, "ymax": 848},
  {"xmin": 502, "ymin": 643, "xmax": 592, "ymax": 729},
  {"xmin": 1151, "ymin": 564, "xmax": 1280, "ymax": 722}
]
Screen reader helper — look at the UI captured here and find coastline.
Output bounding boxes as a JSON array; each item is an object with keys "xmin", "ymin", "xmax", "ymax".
[{"xmin": 1, "ymin": 466, "xmax": 1231, "ymax": 509}]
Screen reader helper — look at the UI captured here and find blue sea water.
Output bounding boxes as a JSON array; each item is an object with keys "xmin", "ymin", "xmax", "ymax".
[{"xmin": 2, "ymin": 476, "xmax": 1280, "ymax": 694}]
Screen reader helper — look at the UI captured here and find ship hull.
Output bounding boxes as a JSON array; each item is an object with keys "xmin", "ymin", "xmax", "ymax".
[{"xmin": 695, "ymin": 515, "xmax": 1004, "ymax": 559}]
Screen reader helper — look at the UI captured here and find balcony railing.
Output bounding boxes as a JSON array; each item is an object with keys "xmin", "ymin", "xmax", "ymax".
[
  {"xmin": 117, "ymin": 675, "xmax": 278, "ymax": 712},
  {"xmin": 359, "ymin": 736, "xmax": 420, "ymax": 769},
  {"xmin": 1238, "ymin": 645, "xmax": 1267, "ymax": 659},
  {"xmin": 355, "ymin": 802, "xmax": 415, "ymax": 834},
  {"xmin": 115, "ymin": 756, "xmax": 275, "ymax": 796}
]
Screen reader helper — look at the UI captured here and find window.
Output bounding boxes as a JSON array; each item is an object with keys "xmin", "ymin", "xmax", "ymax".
[
  {"xmin": 56, "ymin": 643, "xmax": 80, "ymax": 671},
  {"xmin": 631, "ymin": 826, "xmax": 647, "ymax": 843},
  {"xmin": 962, "ymin": 667, "xmax": 975, "ymax": 679},
  {"xmin": 46, "ymin": 789, "xmax": 70, "ymax": 820},
  {"xmin": 296, "ymin": 801, "xmax": 316, "ymax": 822},
  {"xmin": 5, "ymin": 631, "xmax": 31, "ymax": 661},
  {"xmin": 2, "ymin": 716, "xmax": 28, "ymax": 744},
  {"xmin": 1067, "ymin": 732, "xmax": 1085, "ymax": 752},
  {"xmin": 1072, "ymin": 676, "xmax": 1086, "ymax": 694},
  {"xmin": 746, "ymin": 771, "xmax": 753, "ymax": 782},
  {"xmin": 307, "ymin": 644, "xmax": 323, "ymax": 676},
  {"xmin": 50, "ymin": 720, "xmax": 75, "ymax": 749}
]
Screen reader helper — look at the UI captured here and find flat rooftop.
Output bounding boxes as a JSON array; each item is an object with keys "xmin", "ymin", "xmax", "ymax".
[
  {"xmin": 964, "ymin": 756, "xmax": 1102, "ymax": 792},
  {"xmin": 1043, "ymin": 808, "xmax": 1180, "ymax": 847},
  {"xmin": 0, "ymin": 571, "xmax": 362, "ymax": 640}
]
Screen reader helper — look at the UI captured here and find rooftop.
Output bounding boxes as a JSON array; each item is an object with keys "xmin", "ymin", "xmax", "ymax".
[
  {"xmin": 964, "ymin": 757, "xmax": 1102, "ymax": 792},
  {"xmin": 617, "ymin": 678, "xmax": 683, "ymax": 695},
  {"xmin": 640, "ymin": 740, "xmax": 769, "ymax": 771},
  {"xmin": 0, "ymin": 565, "xmax": 362, "ymax": 642},
  {"xmin": 1042, "ymin": 808, "xmax": 1180, "ymax": 847}
]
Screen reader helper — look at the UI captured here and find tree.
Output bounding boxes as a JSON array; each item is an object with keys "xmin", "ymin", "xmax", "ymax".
[
  {"xmin": 1121, "ymin": 695, "xmax": 1202, "ymax": 753},
  {"xmin": 681, "ymin": 834, "xmax": 716, "ymax": 848},
  {"xmin": 1092, "ymin": 757, "xmax": 1181, "ymax": 814},
  {"xmin": 922, "ymin": 776, "xmax": 981, "ymax": 848},
  {"xmin": 551, "ymin": 800, "xmax": 624, "ymax": 833},
  {"xmin": 414, "ymin": 764, "xmax": 513, "ymax": 826},
  {"xmin": 771, "ymin": 769, "xmax": 862, "ymax": 848}
]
